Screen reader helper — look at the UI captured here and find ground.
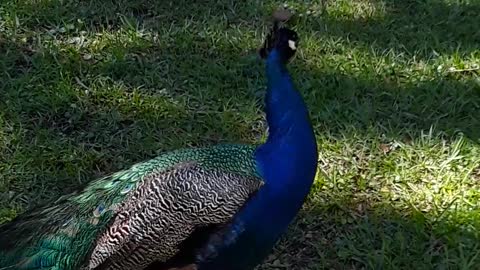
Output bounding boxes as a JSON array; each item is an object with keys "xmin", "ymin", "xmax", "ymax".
[{"xmin": 0, "ymin": 0, "xmax": 479, "ymax": 269}]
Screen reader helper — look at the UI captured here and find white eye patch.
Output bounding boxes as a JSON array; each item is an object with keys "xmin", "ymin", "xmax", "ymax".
[{"xmin": 288, "ymin": 40, "xmax": 296, "ymax": 50}]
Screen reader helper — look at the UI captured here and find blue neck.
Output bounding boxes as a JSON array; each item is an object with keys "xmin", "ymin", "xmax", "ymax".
[
  {"xmin": 256, "ymin": 49, "xmax": 317, "ymax": 177},
  {"xmin": 251, "ymin": 48, "xmax": 318, "ymax": 223},
  {"xmin": 194, "ymin": 49, "xmax": 318, "ymax": 270},
  {"xmin": 248, "ymin": 47, "xmax": 317, "ymax": 261}
]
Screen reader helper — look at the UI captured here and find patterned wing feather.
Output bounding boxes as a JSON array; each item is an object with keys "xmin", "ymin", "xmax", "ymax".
[{"xmin": 88, "ymin": 162, "xmax": 263, "ymax": 270}]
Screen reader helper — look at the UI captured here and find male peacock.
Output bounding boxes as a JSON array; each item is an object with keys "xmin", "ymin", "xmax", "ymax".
[{"xmin": 0, "ymin": 10, "xmax": 318, "ymax": 270}]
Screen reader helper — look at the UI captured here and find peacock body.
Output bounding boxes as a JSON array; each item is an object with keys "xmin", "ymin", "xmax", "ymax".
[
  {"xmin": 0, "ymin": 145, "xmax": 261, "ymax": 270},
  {"xmin": 0, "ymin": 12, "xmax": 318, "ymax": 270}
]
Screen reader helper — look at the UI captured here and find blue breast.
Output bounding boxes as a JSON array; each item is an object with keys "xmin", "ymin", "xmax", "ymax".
[{"xmin": 197, "ymin": 49, "xmax": 318, "ymax": 270}]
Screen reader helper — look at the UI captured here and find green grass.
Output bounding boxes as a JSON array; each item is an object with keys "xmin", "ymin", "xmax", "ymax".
[{"xmin": 1, "ymin": 0, "xmax": 479, "ymax": 269}]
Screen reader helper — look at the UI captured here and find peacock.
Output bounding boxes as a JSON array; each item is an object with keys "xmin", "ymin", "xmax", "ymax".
[{"xmin": 0, "ymin": 10, "xmax": 318, "ymax": 270}]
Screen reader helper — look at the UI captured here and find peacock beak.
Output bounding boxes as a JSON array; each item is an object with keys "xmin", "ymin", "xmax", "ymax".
[{"xmin": 288, "ymin": 40, "xmax": 296, "ymax": 50}]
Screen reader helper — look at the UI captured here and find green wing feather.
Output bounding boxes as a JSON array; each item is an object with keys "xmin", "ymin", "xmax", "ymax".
[{"xmin": 0, "ymin": 144, "xmax": 259, "ymax": 270}]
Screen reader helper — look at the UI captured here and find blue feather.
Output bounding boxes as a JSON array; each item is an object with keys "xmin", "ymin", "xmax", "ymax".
[{"xmin": 195, "ymin": 46, "xmax": 318, "ymax": 269}]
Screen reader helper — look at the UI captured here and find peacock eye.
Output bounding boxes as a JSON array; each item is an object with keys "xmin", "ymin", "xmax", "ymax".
[
  {"xmin": 120, "ymin": 183, "xmax": 134, "ymax": 194},
  {"xmin": 93, "ymin": 204, "xmax": 106, "ymax": 218}
]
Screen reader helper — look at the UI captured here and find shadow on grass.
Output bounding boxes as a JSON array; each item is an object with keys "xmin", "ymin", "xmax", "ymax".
[
  {"xmin": 5, "ymin": 0, "xmax": 480, "ymax": 57},
  {"xmin": 1, "ymin": 0, "xmax": 479, "ymax": 268},
  {"xmin": 0, "ymin": 36, "xmax": 263, "ymax": 206},
  {"xmin": 292, "ymin": 64, "xmax": 480, "ymax": 142},
  {"xmin": 0, "ymin": 0, "xmax": 271, "ymax": 32},
  {"xmin": 301, "ymin": 0, "xmax": 480, "ymax": 59},
  {"xmin": 2, "ymin": 0, "xmax": 478, "ymax": 137}
]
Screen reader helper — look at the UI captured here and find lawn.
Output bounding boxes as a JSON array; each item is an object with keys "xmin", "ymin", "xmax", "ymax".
[{"xmin": 1, "ymin": 0, "xmax": 479, "ymax": 269}]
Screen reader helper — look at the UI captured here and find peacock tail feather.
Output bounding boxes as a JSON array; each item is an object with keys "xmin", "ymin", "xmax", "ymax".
[{"xmin": 0, "ymin": 144, "xmax": 261, "ymax": 270}]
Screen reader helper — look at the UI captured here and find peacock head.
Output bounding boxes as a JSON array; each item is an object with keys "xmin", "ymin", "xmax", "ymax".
[{"xmin": 259, "ymin": 9, "xmax": 299, "ymax": 63}]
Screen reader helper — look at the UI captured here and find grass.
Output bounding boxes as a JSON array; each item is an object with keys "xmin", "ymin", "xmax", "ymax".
[{"xmin": 0, "ymin": 0, "xmax": 479, "ymax": 269}]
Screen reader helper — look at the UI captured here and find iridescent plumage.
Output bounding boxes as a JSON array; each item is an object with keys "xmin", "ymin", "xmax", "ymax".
[{"xmin": 0, "ymin": 145, "xmax": 262, "ymax": 269}]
